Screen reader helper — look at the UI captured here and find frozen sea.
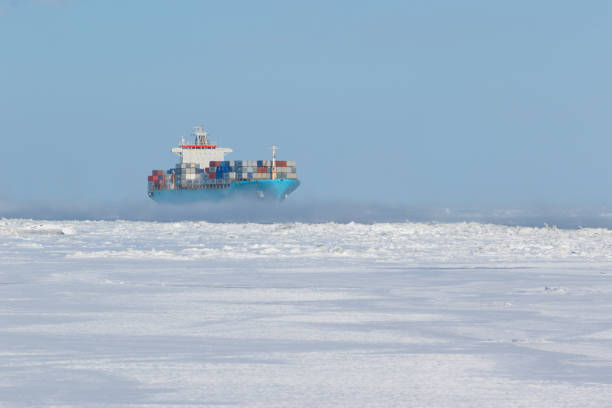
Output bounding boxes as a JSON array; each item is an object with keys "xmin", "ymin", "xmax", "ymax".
[{"xmin": 1, "ymin": 218, "xmax": 612, "ymax": 407}]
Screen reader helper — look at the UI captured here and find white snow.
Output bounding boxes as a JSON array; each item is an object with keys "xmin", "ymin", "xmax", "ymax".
[{"xmin": 1, "ymin": 219, "xmax": 612, "ymax": 407}]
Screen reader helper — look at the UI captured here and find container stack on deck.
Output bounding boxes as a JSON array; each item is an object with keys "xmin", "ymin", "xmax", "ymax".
[
  {"xmin": 148, "ymin": 160, "xmax": 297, "ymax": 191},
  {"xmin": 147, "ymin": 170, "xmax": 168, "ymax": 191}
]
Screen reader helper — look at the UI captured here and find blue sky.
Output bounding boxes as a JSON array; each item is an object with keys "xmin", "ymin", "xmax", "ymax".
[{"xmin": 1, "ymin": 0, "xmax": 611, "ymax": 207}]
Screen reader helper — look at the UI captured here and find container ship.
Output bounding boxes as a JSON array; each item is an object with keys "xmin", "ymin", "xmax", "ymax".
[{"xmin": 147, "ymin": 125, "xmax": 300, "ymax": 203}]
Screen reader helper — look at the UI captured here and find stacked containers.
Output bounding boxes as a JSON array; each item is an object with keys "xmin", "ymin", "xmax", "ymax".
[
  {"xmin": 272, "ymin": 160, "xmax": 297, "ymax": 179},
  {"xmin": 232, "ymin": 160, "xmax": 259, "ymax": 180},
  {"xmin": 206, "ymin": 159, "xmax": 297, "ymax": 181},
  {"xmin": 149, "ymin": 158, "xmax": 297, "ymax": 191},
  {"xmin": 148, "ymin": 170, "xmax": 168, "ymax": 190}
]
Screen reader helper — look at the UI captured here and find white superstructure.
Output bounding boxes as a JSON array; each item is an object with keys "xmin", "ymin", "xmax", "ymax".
[{"xmin": 171, "ymin": 125, "xmax": 232, "ymax": 166}]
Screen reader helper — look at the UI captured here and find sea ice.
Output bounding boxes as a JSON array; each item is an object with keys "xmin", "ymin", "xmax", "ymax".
[{"xmin": 1, "ymin": 219, "xmax": 612, "ymax": 407}]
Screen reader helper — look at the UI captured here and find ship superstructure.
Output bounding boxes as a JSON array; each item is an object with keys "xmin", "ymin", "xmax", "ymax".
[
  {"xmin": 170, "ymin": 125, "xmax": 233, "ymax": 167},
  {"xmin": 147, "ymin": 125, "xmax": 300, "ymax": 202}
]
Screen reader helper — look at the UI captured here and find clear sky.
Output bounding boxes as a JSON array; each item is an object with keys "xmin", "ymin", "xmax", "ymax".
[{"xmin": 1, "ymin": 0, "xmax": 611, "ymax": 208}]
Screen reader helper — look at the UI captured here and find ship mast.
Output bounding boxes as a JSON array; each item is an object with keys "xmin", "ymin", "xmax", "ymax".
[
  {"xmin": 192, "ymin": 125, "xmax": 208, "ymax": 145},
  {"xmin": 271, "ymin": 145, "xmax": 278, "ymax": 180}
]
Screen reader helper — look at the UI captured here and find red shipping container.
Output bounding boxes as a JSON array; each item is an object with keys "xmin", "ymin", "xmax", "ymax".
[
  {"xmin": 148, "ymin": 176, "xmax": 154, "ymax": 181},
  {"xmin": 208, "ymin": 173, "xmax": 216, "ymax": 179},
  {"xmin": 276, "ymin": 161, "xmax": 287, "ymax": 167},
  {"xmin": 152, "ymin": 170, "xmax": 164, "ymax": 176},
  {"xmin": 210, "ymin": 161, "xmax": 220, "ymax": 167},
  {"xmin": 257, "ymin": 167, "xmax": 268, "ymax": 173}
]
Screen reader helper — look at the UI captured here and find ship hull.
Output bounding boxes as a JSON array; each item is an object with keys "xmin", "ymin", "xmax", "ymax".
[{"xmin": 148, "ymin": 179, "xmax": 300, "ymax": 203}]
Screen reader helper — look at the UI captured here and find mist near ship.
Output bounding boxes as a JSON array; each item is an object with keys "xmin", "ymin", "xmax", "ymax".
[{"xmin": 2, "ymin": 196, "xmax": 612, "ymax": 229}]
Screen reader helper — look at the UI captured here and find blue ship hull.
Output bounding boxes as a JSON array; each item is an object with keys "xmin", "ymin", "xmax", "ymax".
[{"xmin": 149, "ymin": 179, "xmax": 300, "ymax": 203}]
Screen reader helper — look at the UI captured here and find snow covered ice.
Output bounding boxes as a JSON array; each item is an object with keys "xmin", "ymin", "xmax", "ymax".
[{"xmin": 1, "ymin": 218, "xmax": 612, "ymax": 407}]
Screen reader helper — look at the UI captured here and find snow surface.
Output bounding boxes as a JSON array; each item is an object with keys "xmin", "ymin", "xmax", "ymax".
[{"xmin": 1, "ymin": 219, "xmax": 612, "ymax": 407}]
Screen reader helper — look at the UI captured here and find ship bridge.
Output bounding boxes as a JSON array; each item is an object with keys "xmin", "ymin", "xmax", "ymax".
[{"xmin": 171, "ymin": 125, "xmax": 232, "ymax": 166}]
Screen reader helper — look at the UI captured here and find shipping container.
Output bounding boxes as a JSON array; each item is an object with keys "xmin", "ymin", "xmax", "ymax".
[{"xmin": 150, "ymin": 149, "xmax": 297, "ymax": 194}]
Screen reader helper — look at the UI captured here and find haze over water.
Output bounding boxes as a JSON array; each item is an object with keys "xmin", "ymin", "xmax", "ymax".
[{"xmin": 2, "ymin": 196, "xmax": 612, "ymax": 230}]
